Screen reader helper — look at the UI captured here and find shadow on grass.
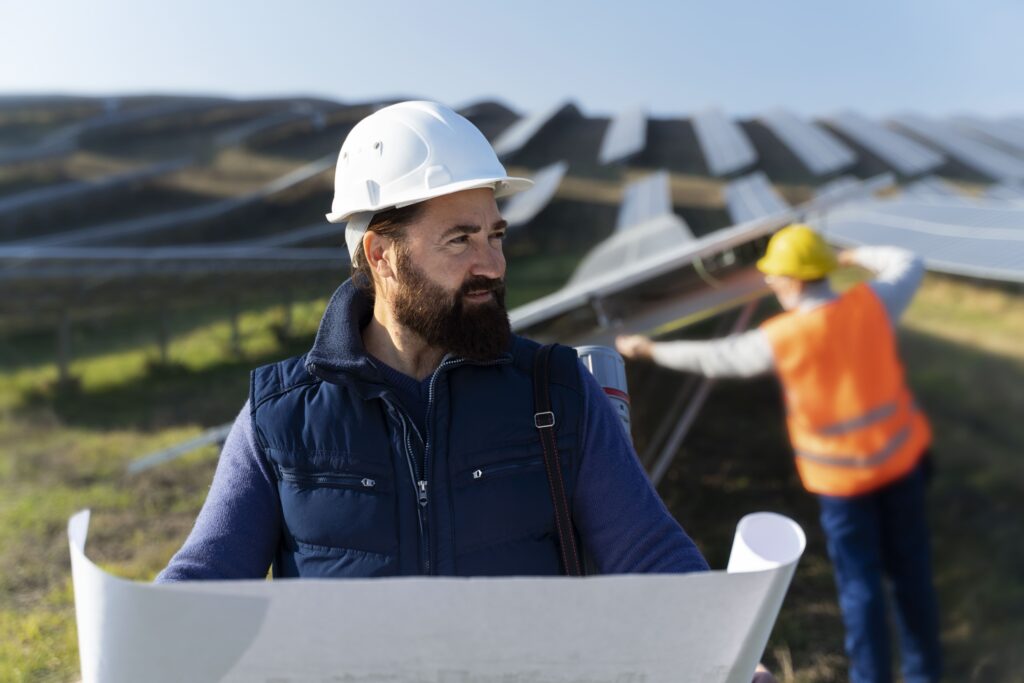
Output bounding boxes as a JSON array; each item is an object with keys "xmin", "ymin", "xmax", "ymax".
[
  {"xmin": 17, "ymin": 332, "xmax": 316, "ymax": 432},
  {"xmin": 0, "ymin": 284, "xmax": 330, "ymax": 373}
]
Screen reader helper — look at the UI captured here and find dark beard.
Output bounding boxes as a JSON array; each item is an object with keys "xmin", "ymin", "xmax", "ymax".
[{"xmin": 391, "ymin": 250, "xmax": 511, "ymax": 362}]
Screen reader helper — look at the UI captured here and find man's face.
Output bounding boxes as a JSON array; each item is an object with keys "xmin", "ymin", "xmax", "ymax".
[{"xmin": 386, "ymin": 188, "xmax": 511, "ymax": 361}]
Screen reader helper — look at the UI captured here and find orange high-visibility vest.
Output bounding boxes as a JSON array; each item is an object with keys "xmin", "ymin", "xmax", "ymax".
[{"xmin": 761, "ymin": 283, "xmax": 931, "ymax": 497}]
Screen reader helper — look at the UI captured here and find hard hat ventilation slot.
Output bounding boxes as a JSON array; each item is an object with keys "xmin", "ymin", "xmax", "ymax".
[{"xmin": 424, "ymin": 165, "xmax": 452, "ymax": 189}]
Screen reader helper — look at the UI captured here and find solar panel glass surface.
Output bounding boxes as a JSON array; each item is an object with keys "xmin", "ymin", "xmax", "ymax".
[
  {"xmin": 723, "ymin": 172, "xmax": 790, "ymax": 223},
  {"xmin": 598, "ymin": 106, "xmax": 647, "ymax": 164},
  {"xmin": 759, "ymin": 109, "xmax": 857, "ymax": 176},
  {"xmin": 501, "ymin": 161, "xmax": 569, "ymax": 227},
  {"xmin": 691, "ymin": 108, "xmax": 758, "ymax": 176},
  {"xmin": 616, "ymin": 171, "xmax": 674, "ymax": 231}
]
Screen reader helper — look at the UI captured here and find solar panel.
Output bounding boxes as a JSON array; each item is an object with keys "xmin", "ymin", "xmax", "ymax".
[
  {"xmin": 501, "ymin": 161, "xmax": 569, "ymax": 227},
  {"xmin": 691, "ymin": 108, "xmax": 758, "ymax": 176},
  {"xmin": 822, "ymin": 197, "xmax": 1024, "ymax": 283},
  {"xmin": 723, "ymin": 172, "xmax": 790, "ymax": 223},
  {"xmin": 491, "ymin": 102, "xmax": 569, "ymax": 158},
  {"xmin": 598, "ymin": 106, "xmax": 647, "ymax": 164},
  {"xmin": 0, "ymin": 244, "xmax": 344, "ymax": 280},
  {"xmin": 616, "ymin": 171, "xmax": 674, "ymax": 231},
  {"xmin": 951, "ymin": 116, "xmax": 1024, "ymax": 156},
  {"xmin": 571, "ymin": 213, "xmax": 695, "ymax": 286},
  {"xmin": 0, "ymin": 160, "xmax": 188, "ymax": 218},
  {"xmin": 814, "ymin": 175, "xmax": 861, "ymax": 202},
  {"xmin": 824, "ymin": 111, "xmax": 944, "ymax": 177},
  {"xmin": 758, "ymin": 109, "xmax": 857, "ymax": 176},
  {"xmin": 901, "ymin": 176, "xmax": 963, "ymax": 200},
  {"xmin": 985, "ymin": 182, "xmax": 1024, "ymax": 202},
  {"xmin": 890, "ymin": 114, "xmax": 1024, "ymax": 183}
]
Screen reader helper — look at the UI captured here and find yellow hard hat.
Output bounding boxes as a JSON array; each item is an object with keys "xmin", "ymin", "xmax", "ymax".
[{"xmin": 756, "ymin": 224, "xmax": 838, "ymax": 280}]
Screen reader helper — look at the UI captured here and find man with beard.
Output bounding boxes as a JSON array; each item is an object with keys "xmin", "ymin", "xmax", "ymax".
[{"xmin": 157, "ymin": 101, "xmax": 710, "ymax": 582}]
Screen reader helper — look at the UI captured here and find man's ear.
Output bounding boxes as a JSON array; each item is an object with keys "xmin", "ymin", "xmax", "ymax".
[{"xmin": 364, "ymin": 231, "xmax": 396, "ymax": 280}]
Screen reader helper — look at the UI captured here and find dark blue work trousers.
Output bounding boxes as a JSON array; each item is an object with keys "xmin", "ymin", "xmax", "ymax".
[{"xmin": 817, "ymin": 457, "xmax": 942, "ymax": 683}]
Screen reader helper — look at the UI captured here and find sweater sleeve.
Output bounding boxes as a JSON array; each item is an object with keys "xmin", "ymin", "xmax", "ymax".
[
  {"xmin": 850, "ymin": 245, "xmax": 925, "ymax": 321},
  {"xmin": 649, "ymin": 329, "xmax": 775, "ymax": 378},
  {"xmin": 155, "ymin": 401, "xmax": 281, "ymax": 582},
  {"xmin": 572, "ymin": 362, "xmax": 710, "ymax": 574}
]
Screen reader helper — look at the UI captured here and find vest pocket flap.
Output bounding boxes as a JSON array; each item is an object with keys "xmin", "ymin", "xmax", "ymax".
[
  {"xmin": 450, "ymin": 431, "xmax": 578, "ymax": 472},
  {"xmin": 276, "ymin": 466, "xmax": 392, "ymax": 493},
  {"xmin": 276, "ymin": 465, "xmax": 398, "ymax": 557}
]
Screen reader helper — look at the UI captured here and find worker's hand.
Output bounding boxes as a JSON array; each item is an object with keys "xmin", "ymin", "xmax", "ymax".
[
  {"xmin": 751, "ymin": 662, "xmax": 778, "ymax": 683},
  {"xmin": 837, "ymin": 248, "xmax": 858, "ymax": 267},
  {"xmin": 615, "ymin": 334, "xmax": 654, "ymax": 360}
]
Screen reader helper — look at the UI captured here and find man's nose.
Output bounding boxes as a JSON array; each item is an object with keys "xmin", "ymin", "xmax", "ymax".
[{"xmin": 470, "ymin": 240, "xmax": 505, "ymax": 280}]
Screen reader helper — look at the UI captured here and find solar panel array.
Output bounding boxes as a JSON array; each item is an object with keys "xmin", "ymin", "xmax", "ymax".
[
  {"xmin": 891, "ymin": 114, "xmax": 1024, "ymax": 182},
  {"xmin": 723, "ymin": 172, "xmax": 790, "ymax": 223},
  {"xmin": 4, "ymin": 92, "xmax": 1024, "ymax": 336},
  {"xmin": 691, "ymin": 108, "xmax": 758, "ymax": 176},
  {"xmin": 759, "ymin": 109, "xmax": 857, "ymax": 176},
  {"xmin": 598, "ymin": 106, "xmax": 647, "ymax": 165},
  {"xmin": 825, "ymin": 110, "xmax": 944, "ymax": 177}
]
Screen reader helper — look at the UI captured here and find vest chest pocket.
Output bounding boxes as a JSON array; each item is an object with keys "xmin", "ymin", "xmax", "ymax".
[
  {"xmin": 451, "ymin": 455, "xmax": 558, "ymax": 553},
  {"xmin": 275, "ymin": 464, "xmax": 398, "ymax": 562}
]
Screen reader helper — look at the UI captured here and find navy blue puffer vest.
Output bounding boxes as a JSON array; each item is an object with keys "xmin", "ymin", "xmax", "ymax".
[{"xmin": 249, "ymin": 280, "xmax": 583, "ymax": 578}]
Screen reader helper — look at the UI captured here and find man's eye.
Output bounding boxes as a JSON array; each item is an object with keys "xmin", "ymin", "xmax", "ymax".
[
  {"xmin": 491, "ymin": 231, "xmax": 506, "ymax": 241},
  {"xmin": 449, "ymin": 235, "xmax": 469, "ymax": 245}
]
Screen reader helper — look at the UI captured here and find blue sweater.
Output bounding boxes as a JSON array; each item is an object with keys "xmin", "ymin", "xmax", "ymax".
[{"xmin": 157, "ymin": 359, "xmax": 709, "ymax": 581}]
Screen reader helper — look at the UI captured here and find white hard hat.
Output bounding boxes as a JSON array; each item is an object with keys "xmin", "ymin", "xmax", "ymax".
[{"xmin": 325, "ymin": 101, "xmax": 532, "ymax": 260}]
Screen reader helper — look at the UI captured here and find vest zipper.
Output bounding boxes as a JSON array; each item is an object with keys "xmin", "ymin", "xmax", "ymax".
[
  {"xmin": 422, "ymin": 356, "xmax": 508, "ymax": 575},
  {"xmin": 278, "ymin": 469, "xmax": 381, "ymax": 490},
  {"xmin": 308, "ymin": 355, "xmax": 512, "ymax": 577},
  {"xmin": 397, "ymin": 407, "xmax": 431, "ymax": 575}
]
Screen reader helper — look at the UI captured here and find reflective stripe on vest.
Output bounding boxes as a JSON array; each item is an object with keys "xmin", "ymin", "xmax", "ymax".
[
  {"xmin": 815, "ymin": 400, "xmax": 898, "ymax": 436},
  {"xmin": 762, "ymin": 283, "xmax": 931, "ymax": 496},
  {"xmin": 795, "ymin": 425, "xmax": 909, "ymax": 468}
]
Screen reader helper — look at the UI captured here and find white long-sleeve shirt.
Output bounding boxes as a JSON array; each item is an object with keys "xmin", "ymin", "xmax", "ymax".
[{"xmin": 648, "ymin": 246, "xmax": 925, "ymax": 378}]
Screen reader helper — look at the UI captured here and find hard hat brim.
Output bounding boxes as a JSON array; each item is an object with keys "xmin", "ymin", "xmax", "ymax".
[
  {"xmin": 756, "ymin": 255, "xmax": 837, "ymax": 280},
  {"xmin": 325, "ymin": 176, "xmax": 533, "ymax": 224}
]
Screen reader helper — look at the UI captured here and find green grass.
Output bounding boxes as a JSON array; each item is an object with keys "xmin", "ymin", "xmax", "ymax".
[
  {"xmin": 0, "ymin": 295, "xmax": 328, "ymax": 683},
  {"xmin": 0, "ymin": 272, "xmax": 1021, "ymax": 682}
]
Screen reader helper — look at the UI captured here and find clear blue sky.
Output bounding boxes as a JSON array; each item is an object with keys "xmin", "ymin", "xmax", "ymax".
[{"xmin": 4, "ymin": 0, "xmax": 1022, "ymax": 118}]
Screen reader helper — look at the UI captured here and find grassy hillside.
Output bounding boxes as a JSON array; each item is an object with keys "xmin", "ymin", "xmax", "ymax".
[{"xmin": 0, "ymin": 273, "xmax": 1021, "ymax": 682}]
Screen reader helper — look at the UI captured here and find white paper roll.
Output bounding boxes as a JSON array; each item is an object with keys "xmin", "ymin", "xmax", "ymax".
[{"xmin": 727, "ymin": 511, "xmax": 807, "ymax": 573}]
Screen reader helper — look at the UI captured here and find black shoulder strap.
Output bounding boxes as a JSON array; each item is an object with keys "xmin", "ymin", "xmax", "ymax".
[{"xmin": 532, "ymin": 343, "xmax": 584, "ymax": 577}]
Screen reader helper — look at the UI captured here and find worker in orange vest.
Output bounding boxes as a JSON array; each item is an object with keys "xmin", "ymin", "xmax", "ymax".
[{"xmin": 617, "ymin": 224, "xmax": 942, "ymax": 683}]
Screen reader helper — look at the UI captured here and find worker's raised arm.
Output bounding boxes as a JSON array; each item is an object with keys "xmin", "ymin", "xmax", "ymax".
[
  {"xmin": 839, "ymin": 245, "xmax": 925, "ymax": 321},
  {"xmin": 617, "ymin": 329, "xmax": 774, "ymax": 379}
]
